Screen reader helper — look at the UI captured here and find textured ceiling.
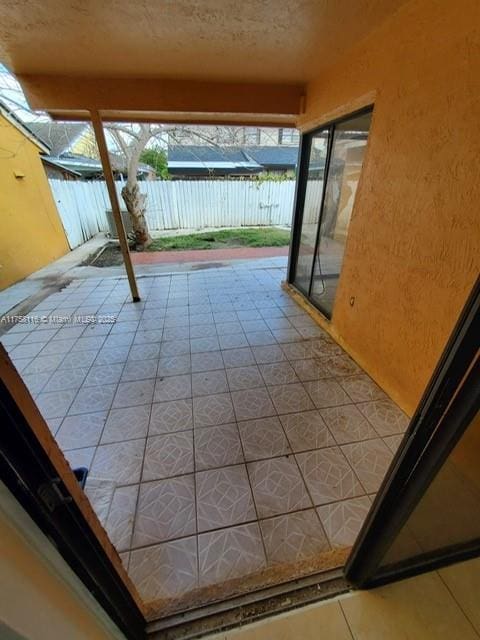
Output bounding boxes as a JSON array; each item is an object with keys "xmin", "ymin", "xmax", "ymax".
[{"xmin": 0, "ymin": 0, "xmax": 408, "ymax": 83}]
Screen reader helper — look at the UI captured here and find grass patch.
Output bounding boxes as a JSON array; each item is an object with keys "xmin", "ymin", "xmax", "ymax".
[{"xmin": 147, "ymin": 227, "xmax": 291, "ymax": 252}]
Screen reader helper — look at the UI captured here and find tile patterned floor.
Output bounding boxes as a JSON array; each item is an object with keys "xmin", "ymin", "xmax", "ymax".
[{"xmin": 1, "ymin": 257, "xmax": 410, "ymax": 607}]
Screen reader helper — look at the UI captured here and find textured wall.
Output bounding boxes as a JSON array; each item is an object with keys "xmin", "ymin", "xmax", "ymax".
[
  {"xmin": 0, "ymin": 114, "xmax": 69, "ymax": 289},
  {"xmin": 299, "ymin": 0, "xmax": 480, "ymax": 414}
]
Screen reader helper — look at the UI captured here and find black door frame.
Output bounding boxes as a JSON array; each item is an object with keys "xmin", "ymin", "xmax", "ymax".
[
  {"xmin": 345, "ymin": 276, "xmax": 480, "ymax": 587},
  {"xmin": 288, "ymin": 105, "xmax": 373, "ymax": 318}
]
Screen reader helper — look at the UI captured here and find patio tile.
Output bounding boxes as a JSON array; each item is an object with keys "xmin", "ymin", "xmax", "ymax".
[
  {"xmin": 132, "ymin": 476, "xmax": 196, "ymax": 547},
  {"xmin": 69, "ymin": 383, "xmax": 117, "ymax": 415},
  {"xmin": 105, "ymin": 484, "xmax": 139, "ymax": 552},
  {"xmin": 133, "ymin": 329, "xmax": 163, "ymax": 344},
  {"xmin": 121, "ymin": 358, "xmax": 158, "ymax": 382},
  {"xmin": 22, "ymin": 372, "xmax": 51, "ymax": 396},
  {"xmin": 218, "ymin": 333, "xmax": 249, "ymax": 350},
  {"xmin": 56, "ymin": 411, "xmax": 107, "ymax": 449},
  {"xmin": 338, "ymin": 374, "xmax": 387, "ymax": 403},
  {"xmin": 101, "ymin": 404, "xmax": 151, "ymax": 444},
  {"xmin": 82, "ymin": 363, "xmax": 124, "ymax": 387},
  {"xmin": 231, "ymin": 388, "xmax": 275, "ymax": 421},
  {"xmin": 194, "ymin": 423, "xmax": 244, "ymax": 471},
  {"xmin": 290, "ymin": 358, "xmax": 331, "ymax": 381},
  {"xmin": 196, "ymin": 465, "xmax": 256, "ymax": 531},
  {"xmin": 248, "ymin": 456, "xmax": 312, "ymax": 518},
  {"xmin": 268, "ymin": 383, "xmax": 315, "ymax": 414},
  {"xmin": 324, "ymin": 354, "xmax": 362, "ymax": 378},
  {"xmin": 42, "ymin": 366, "xmax": 88, "ymax": 393},
  {"xmin": 341, "ymin": 439, "xmax": 394, "ymax": 493},
  {"xmin": 162, "ymin": 326, "xmax": 189, "ymax": 341},
  {"xmin": 23, "ymin": 353, "xmax": 65, "ymax": 374},
  {"xmin": 238, "ymin": 417, "xmax": 291, "ymax": 461},
  {"xmin": 245, "ymin": 330, "xmax": 276, "ymax": 346},
  {"xmin": 221, "ymin": 347, "xmax": 255, "ymax": 368},
  {"xmin": 251, "ymin": 344, "xmax": 286, "ymax": 364},
  {"xmin": 157, "ymin": 354, "xmax": 191, "ymax": 376},
  {"xmin": 94, "ymin": 346, "xmax": 130, "ymax": 366},
  {"xmin": 320, "ymin": 404, "xmax": 378, "ymax": 445},
  {"xmin": 36, "ymin": 388, "xmax": 77, "ymax": 419},
  {"xmin": 71, "ymin": 336, "xmax": 106, "ymax": 352},
  {"xmin": 191, "ymin": 350, "xmax": 224, "ymax": 372},
  {"xmin": 296, "ymin": 447, "xmax": 364, "ymax": 506},
  {"xmin": 193, "ymin": 392, "xmax": 235, "ymax": 427},
  {"xmin": 63, "ymin": 446, "xmax": 96, "ymax": 470},
  {"xmin": 214, "ymin": 311, "xmax": 238, "ymax": 323},
  {"xmin": 59, "ymin": 349, "xmax": 98, "ymax": 370},
  {"xmin": 259, "ymin": 361, "xmax": 299, "ymax": 386},
  {"xmin": 22, "ymin": 328, "xmax": 59, "ymax": 344},
  {"xmin": 317, "ymin": 496, "xmax": 372, "ymax": 548},
  {"xmin": 260, "ymin": 509, "xmax": 329, "ymax": 564},
  {"xmin": 189, "ymin": 323, "xmax": 217, "ymax": 338},
  {"xmin": 191, "ymin": 370, "xmax": 228, "ymax": 397},
  {"xmin": 128, "ymin": 537, "xmax": 198, "ymax": 601},
  {"xmin": 84, "ymin": 477, "xmax": 116, "ymax": 525},
  {"xmin": 280, "ymin": 410, "xmax": 335, "ymax": 452},
  {"xmin": 215, "ymin": 321, "xmax": 243, "ymax": 336},
  {"xmin": 112, "ymin": 379, "xmax": 155, "ymax": 409},
  {"xmin": 154, "ymin": 374, "xmax": 192, "ymax": 402},
  {"xmin": 90, "ymin": 439, "xmax": 145, "ymax": 484},
  {"xmin": 40, "ymin": 338, "xmax": 76, "ymax": 356},
  {"xmin": 357, "ymin": 399, "xmax": 410, "ymax": 436},
  {"xmin": 189, "ymin": 313, "xmax": 214, "ymax": 327},
  {"xmin": 271, "ymin": 328, "xmax": 302, "ymax": 343},
  {"xmin": 226, "ymin": 365, "xmax": 264, "ymax": 391},
  {"xmin": 198, "ymin": 523, "xmax": 266, "ymax": 587},
  {"xmin": 240, "ymin": 319, "xmax": 268, "ymax": 333},
  {"xmin": 142, "ymin": 432, "xmax": 194, "ymax": 481},
  {"xmin": 303, "ymin": 379, "xmax": 351, "ymax": 408},
  {"xmin": 10, "ymin": 341, "xmax": 48, "ymax": 359},
  {"xmin": 383, "ymin": 433, "xmax": 404, "ymax": 453},
  {"xmin": 190, "ymin": 337, "xmax": 220, "ymax": 353},
  {"xmin": 149, "ymin": 399, "xmax": 193, "ymax": 435},
  {"xmin": 103, "ymin": 333, "xmax": 135, "ymax": 349},
  {"xmin": 263, "ymin": 317, "xmax": 293, "ymax": 331},
  {"xmin": 110, "ymin": 320, "xmax": 139, "ymax": 334},
  {"xmin": 128, "ymin": 343, "xmax": 161, "ymax": 361},
  {"xmin": 160, "ymin": 340, "xmax": 190, "ymax": 357}
]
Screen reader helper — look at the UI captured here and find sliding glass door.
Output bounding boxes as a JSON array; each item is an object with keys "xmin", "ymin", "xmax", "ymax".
[{"xmin": 291, "ymin": 108, "xmax": 373, "ymax": 317}]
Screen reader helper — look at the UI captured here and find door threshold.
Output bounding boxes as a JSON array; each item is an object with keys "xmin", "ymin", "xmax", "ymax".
[{"xmin": 147, "ymin": 567, "xmax": 350, "ymax": 639}]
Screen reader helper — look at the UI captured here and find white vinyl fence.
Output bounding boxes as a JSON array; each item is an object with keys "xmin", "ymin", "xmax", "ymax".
[{"xmin": 49, "ymin": 179, "xmax": 300, "ymax": 249}]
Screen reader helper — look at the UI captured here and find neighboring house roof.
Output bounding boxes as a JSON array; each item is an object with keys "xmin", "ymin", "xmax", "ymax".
[
  {"xmin": 0, "ymin": 99, "xmax": 50, "ymax": 153},
  {"xmin": 49, "ymin": 153, "xmax": 153, "ymax": 177},
  {"xmin": 244, "ymin": 146, "xmax": 299, "ymax": 168},
  {"xmin": 41, "ymin": 156, "xmax": 81, "ymax": 177},
  {"xmin": 167, "ymin": 145, "xmax": 298, "ymax": 172},
  {"xmin": 26, "ymin": 121, "xmax": 88, "ymax": 156},
  {"xmin": 167, "ymin": 145, "xmax": 261, "ymax": 171}
]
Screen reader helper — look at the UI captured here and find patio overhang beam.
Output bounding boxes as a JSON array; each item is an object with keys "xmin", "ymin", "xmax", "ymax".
[{"xmin": 18, "ymin": 75, "xmax": 305, "ymax": 126}]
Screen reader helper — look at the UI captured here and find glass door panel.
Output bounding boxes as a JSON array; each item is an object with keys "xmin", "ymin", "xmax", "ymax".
[
  {"xmin": 293, "ymin": 130, "xmax": 329, "ymax": 294},
  {"xmin": 310, "ymin": 112, "xmax": 372, "ymax": 315}
]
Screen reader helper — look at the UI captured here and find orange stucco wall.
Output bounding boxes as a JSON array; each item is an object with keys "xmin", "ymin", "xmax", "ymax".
[
  {"xmin": 0, "ymin": 113, "xmax": 69, "ymax": 290},
  {"xmin": 299, "ymin": 0, "xmax": 480, "ymax": 415}
]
